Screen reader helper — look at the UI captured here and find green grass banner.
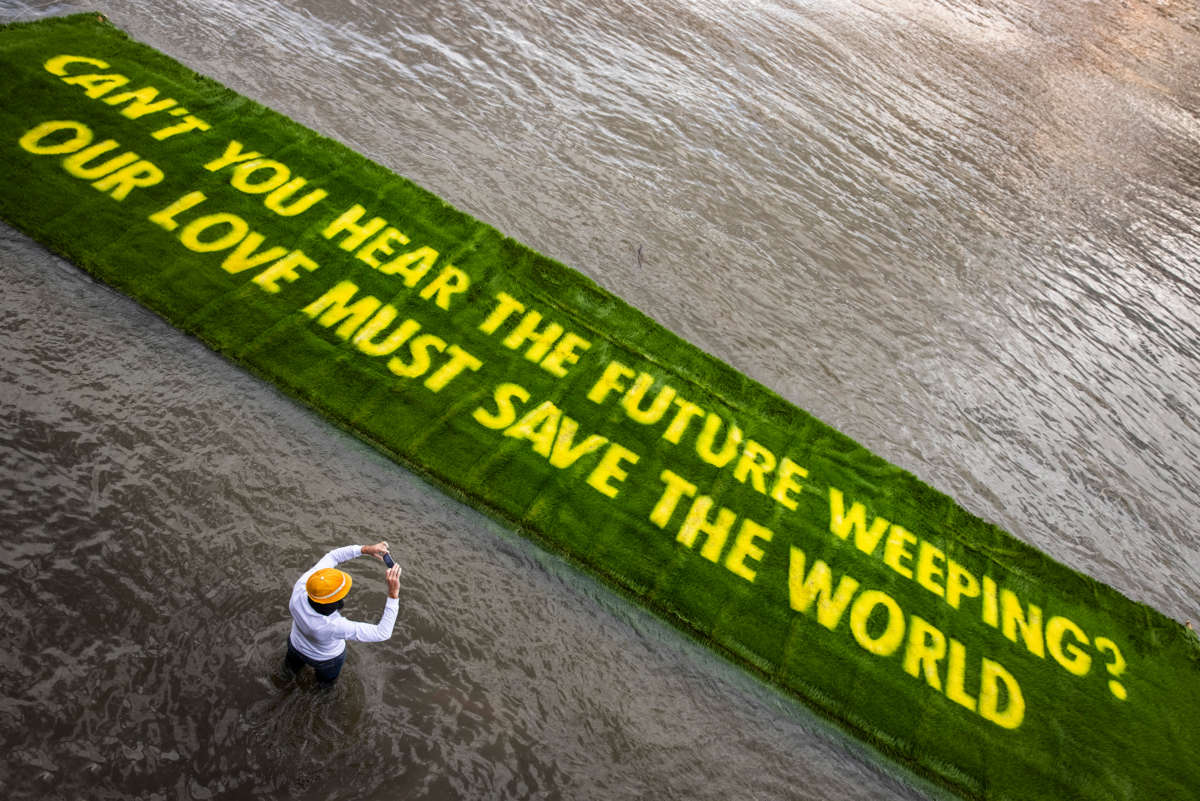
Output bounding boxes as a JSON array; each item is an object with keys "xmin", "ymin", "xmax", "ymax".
[{"xmin": 2, "ymin": 14, "xmax": 1197, "ymax": 800}]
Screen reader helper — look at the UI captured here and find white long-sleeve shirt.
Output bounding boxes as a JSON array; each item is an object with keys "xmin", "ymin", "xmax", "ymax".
[{"xmin": 289, "ymin": 545, "xmax": 399, "ymax": 661}]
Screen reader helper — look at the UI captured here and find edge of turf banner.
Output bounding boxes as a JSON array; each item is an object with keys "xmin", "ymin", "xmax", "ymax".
[{"xmin": 3, "ymin": 14, "xmax": 1198, "ymax": 801}]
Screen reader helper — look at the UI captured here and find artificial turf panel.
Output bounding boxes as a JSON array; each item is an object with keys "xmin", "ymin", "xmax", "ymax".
[{"xmin": 2, "ymin": 14, "xmax": 1198, "ymax": 801}]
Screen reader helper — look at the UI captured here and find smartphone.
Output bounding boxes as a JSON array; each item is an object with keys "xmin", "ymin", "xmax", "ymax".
[{"xmin": 383, "ymin": 553, "xmax": 395, "ymax": 569}]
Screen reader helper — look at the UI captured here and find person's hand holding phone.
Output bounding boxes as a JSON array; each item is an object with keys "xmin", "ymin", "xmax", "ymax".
[
  {"xmin": 385, "ymin": 564, "xmax": 401, "ymax": 599},
  {"xmin": 363, "ymin": 541, "xmax": 389, "ymax": 561}
]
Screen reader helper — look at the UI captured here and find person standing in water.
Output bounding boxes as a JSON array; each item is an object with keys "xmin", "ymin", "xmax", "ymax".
[{"xmin": 283, "ymin": 542, "xmax": 401, "ymax": 687}]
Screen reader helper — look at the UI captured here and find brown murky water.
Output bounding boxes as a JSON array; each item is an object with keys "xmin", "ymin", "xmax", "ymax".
[{"xmin": 2, "ymin": 1, "xmax": 1198, "ymax": 799}]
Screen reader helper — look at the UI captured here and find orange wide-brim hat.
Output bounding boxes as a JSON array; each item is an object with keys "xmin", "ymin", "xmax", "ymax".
[{"xmin": 306, "ymin": 568, "xmax": 352, "ymax": 604}]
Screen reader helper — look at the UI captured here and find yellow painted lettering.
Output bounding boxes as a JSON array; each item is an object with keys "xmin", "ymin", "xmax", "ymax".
[
  {"xmin": 649, "ymin": 469, "xmax": 697, "ymax": 528},
  {"xmin": 1094, "ymin": 637, "xmax": 1127, "ymax": 700},
  {"xmin": 61, "ymin": 140, "xmax": 137, "ymax": 179},
  {"xmin": 478, "ymin": 292, "xmax": 525, "ymax": 335},
  {"xmin": 504, "ymin": 401, "xmax": 562, "ymax": 458},
  {"xmin": 263, "ymin": 179, "xmax": 327, "ymax": 216},
  {"xmin": 230, "ymin": 159, "xmax": 290, "ymax": 194},
  {"xmin": 677, "ymin": 496, "xmax": 735, "ymax": 563},
  {"xmin": 18, "ymin": 120, "xmax": 92, "ymax": 155},
  {"xmin": 945, "ymin": 639, "xmax": 977, "ymax": 712},
  {"xmin": 695, "ymin": 413, "xmax": 742, "ymax": 468},
  {"xmin": 356, "ymin": 226, "xmax": 410, "ymax": 268},
  {"xmin": 322, "ymin": 204, "xmax": 386, "ymax": 251},
  {"xmin": 379, "ymin": 245, "xmax": 438, "ymax": 286},
  {"xmin": 849, "ymin": 590, "xmax": 906, "ymax": 657},
  {"xmin": 769, "ymin": 457, "xmax": 808, "ymax": 510},
  {"xmin": 302, "ymin": 281, "xmax": 380, "ymax": 339},
  {"xmin": 882, "ymin": 525, "xmax": 917, "ymax": 579},
  {"xmin": 1046, "ymin": 616, "xmax": 1092, "ymax": 676},
  {"xmin": 44, "ymin": 55, "xmax": 109, "ymax": 76},
  {"xmin": 148, "ymin": 191, "xmax": 206, "ymax": 231},
  {"xmin": 472, "ymin": 383, "xmax": 531, "ymax": 430},
  {"xmin": 539, "ymin": 331, "xmax": 590, "ymax": 377},
  {"xmin": 662, "ymin": 398, "xmax": 705, "ymax": 444},
  {"xmin": 503, "ymin": 310, "xmax": 563, "ymax": 363},
  {"xmin": 946, "ymin": 560, "xmax": 980, "ymax": 610},
  {"xmin": 203, "ymin": 140, "xmax": 262, "ymax": 172},
  {"xmin": 915, "ymin": 541, "xmax": 946, "ymax": 597},
  {"xmin": 150, "ymin": 115, "xmax": 210, "ymax": 140},
  {"xmin": 102, "ymin": 85, "xmax": 177, "ymax": 118},
  {"xmin": 61, "ymin": 72, "xmax": 129, "ymax": 98},
  {"xmin": 828, "ymin": 488, "xmax": 890, "ymax": 556},
  {"xmin": 423, "ymin": 345, "xmax": 482, "ymax": 392},
  {"xmin": 547, "ymin": 418, "xmax": 609, "ymax": 468},
  {"xmin": 724, "ymin": 519, "xmax": 773, "ymax": 583},
  {"xmin": 732, "ymin": 439, "xmax": 777, "ymax": 495},
  {"xmin": 982, "ymin": 575, "xmax": 999, "ymax": 627},
  {"xmin": 585, "ymin": 443, "xmax": 639, "ymax": 498},
  {"xmin": 787, "ymin": 547, "xmax": 861, "ymax": 629},
  {"xmin": 902, "ymin": 615, "xmax": 946, "ymax": 691},
  {"xmin": 388, "ymin": 333, "xmax": 446, "ymax": 378},
  {"xmin": 1000, "ymin": 590, "xmax": 1044, "ymax": 658},
  {"xmin": 89, "ymin": 159, "xmax": 163, "ymax": 200},
  {"xmin": 251, "ymin": 250, "xmax": 318, "ymax": 293},
  {"xmin": 417, "ymin": 265, "xmax": 471, "ymax": 310},
  {"xmin": 179, "ymin": 213, "xmax": 248, "ymax": 253},
  {"xmin": 351, "ymin": 307, "xmax": 419, "ymax": 356},
  {"xmin": 979, "ymin": 658, "xmax": 1024, "ymax": 729},
  {"xmin": 220, "ymin": 233, "xmax": 289, "ymax": 274},
  {"xmin": 587, "ymin": 360, "xmax": 635, "ymax": 404},
  {"xmin": 621, "ymin": 373, "xmax": 677, "ymax": 424}
]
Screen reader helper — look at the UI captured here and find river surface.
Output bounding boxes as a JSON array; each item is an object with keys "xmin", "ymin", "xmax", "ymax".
[{"xmin": 2, "ymin": 1, "xmax": 1198, "ymax": 799}]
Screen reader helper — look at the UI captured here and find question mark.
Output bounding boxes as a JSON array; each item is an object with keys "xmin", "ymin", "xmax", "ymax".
[{"xmin": 1094, "ymin": 637, "xmax": 1128, "ymax": 700}]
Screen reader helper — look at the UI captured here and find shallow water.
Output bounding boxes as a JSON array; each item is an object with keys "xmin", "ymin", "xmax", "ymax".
[{"xmin": 1, "ymin": 1, "xmax": 1198, "ymax": 799}]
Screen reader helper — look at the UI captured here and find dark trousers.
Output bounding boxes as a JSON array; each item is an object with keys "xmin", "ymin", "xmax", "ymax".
[{"xmin": 284, "ymin": 638, "xmax": 346, "ymax": 686}]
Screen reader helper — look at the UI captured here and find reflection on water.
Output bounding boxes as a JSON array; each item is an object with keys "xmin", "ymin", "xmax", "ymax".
[{"xmin": 2, "ymin": 1, "xmax": 1198, "ymax": 799}]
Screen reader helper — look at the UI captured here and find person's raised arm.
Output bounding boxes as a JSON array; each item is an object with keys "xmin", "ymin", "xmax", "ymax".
[
  {"xmin": 340, "ymin": 564, "xmax": 401, "ymax": 643},
  {"xmin": 314, "ymin": 544, "xmax": 362, "ymax": 570},
  {"xmin": 361, "ymin": 541, "xmax": 390, "ymax": 562}
]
